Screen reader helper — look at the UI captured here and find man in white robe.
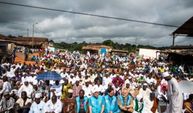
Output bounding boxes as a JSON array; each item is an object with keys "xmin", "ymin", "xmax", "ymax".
[
  {"xmin": 162, "ymin": 72, "xmax": 183, "ymax": 113},
  {"xmin": 45, "ymin": 95, "xmax": 63, "ymax": 113},
  {"xmin": 140, "ymin": 83, "xmax": 153, "ymax": 113},
  {"xmin": 18, "ymin": 80, "xmax": 33, "ymax": 98},
  {"xmin": 29, "ymin": 93, "xmax": 45, "ymax": 113}
]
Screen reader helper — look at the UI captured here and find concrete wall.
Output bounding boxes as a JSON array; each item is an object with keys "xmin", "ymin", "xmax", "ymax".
[{"xmin": 139, "ymin": 48, "xmax": 160, "ymax": 59}]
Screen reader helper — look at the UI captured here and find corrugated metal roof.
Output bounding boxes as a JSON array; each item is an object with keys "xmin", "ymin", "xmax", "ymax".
[
  {"xmin": 173, "ymin": 16, "xmax": 193, "ymax": 36},
  {"xmin": 161, "ymin": 49, "xmax": 193, "ymax": 56},
  {"xmin": 82, "ymin": 44, "xmax": 112, "ymax": 51},
  {"xmin": 0, "ymin": 34, "xmax": 48, "ymax": 47}
]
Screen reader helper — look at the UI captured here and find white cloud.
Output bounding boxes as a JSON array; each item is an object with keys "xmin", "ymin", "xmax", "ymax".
[
  {"xmin": 37, "ymin": 16, "xmax": 72, "ymax": 32},
  {"xmin": 0, "ymin": 0, "xmax": 193, "ymax": 47}
]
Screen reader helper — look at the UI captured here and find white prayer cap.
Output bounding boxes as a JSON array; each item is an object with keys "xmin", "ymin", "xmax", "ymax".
[
  {"xmin": 68, "ymin": 89, "xmax": 73, "ymax": 93},
  {"xmin": 11, "ymin": 89, "xmax": 18, "ymax": 94},
  {"xmin": 32, "ymin": 80, "xmax": 38, "ymax": 85},
  {"xmin": 125, "ymin": 80, "xmax": 130, "ymax": 84},
  {"xmin": 92, "ymin": 87, "xmax": 100, "ymax": 93},
  {"xmin": 143, "ymin": 83, "xmax": 148, "ymax": 86},
  {"xmin": 162, "ymin": 72, "xmax": 170, "ymax": 78},
  {"xmin": 85, "ymin": 79, "xmax": 90, "ymax": 83},
  {"xmin": 23, "ymin": 79, "xmax": 28, "ymax": 83},
  {"xmin": 35, "ymin": 93, "xmax": 41, "ymax": 98}
]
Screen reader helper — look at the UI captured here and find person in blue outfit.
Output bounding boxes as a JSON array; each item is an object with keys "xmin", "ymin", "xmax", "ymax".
[
  {"xmin": 75, "ymin": 89, "xmax": 88, "ymax": 113},
  {"xmin": 104, "ymin": 87, "xmax": 120, "ymax": 113},
  {"xmin": 89, "ymin": 87, "xmax": 104, "ymax": 113},
  {"xmin": 117, "ymin": 87, "xmax": 134, "ymax": 113}
]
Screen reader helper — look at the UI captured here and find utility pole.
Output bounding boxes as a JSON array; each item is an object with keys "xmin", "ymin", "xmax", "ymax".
[
  {"xmin": 172, "ymin": 34, "xmax": 176, "ymax": 46},
  {"xmin": 32, "ymin": 24, "xmax": 34, "ymax": 37},
  {"xmin": 32, "ymin": 22, "xmax": 38, "ymax": 48},
  {"xmin": 27, "ymin": 28, "xmax": 29, "ymax": 37},
  {"xmin": 135, "ymin": 37, "xmax": 137, "ymax": 46},
  {"xmin": 135, "ymin": 37, "xmax": 139, "ymax": 47}
]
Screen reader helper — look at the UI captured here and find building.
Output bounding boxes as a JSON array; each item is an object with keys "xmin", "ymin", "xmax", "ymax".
[
  {"xmin": 138, "ymin": 48, "xmax": 160, "ymax": 59},
  {"xmin": 0, "ymin": 34, "xmax": 49, "ymax": 48},
  {"xmin": 82, "ymin": 44, "xmax": 112, "ymax": 54}
]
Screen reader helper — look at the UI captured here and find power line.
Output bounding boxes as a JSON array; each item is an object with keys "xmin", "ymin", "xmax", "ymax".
[{"xmin": 0, "ymin": 1, "xmax": 179, "ymax": 28}]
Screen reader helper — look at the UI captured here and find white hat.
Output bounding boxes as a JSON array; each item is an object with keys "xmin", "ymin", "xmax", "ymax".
[
  {"xmin": 32, "ymin": 80, "xmax": 38, "ymax": 85},
  {"xmin": 11, "ymin": 89, "xmax": 18, "ymax": 95},
  {"xmin": 125, "ymin": 80, "xmax": 130, "ymax": 84},
  {"xmin": 23, "ymin": 79, "xmax": 28, "ymax": 83},
  {"xmin": 85, "ymin": 79, "xmax": 90, "ymax": 83},
  {"xmin": 35, "ymin": 93, "xmax": 41, "ymax": 98},
  {"xmin": 92, "ymin": 87, "xmax": 100, "ymax": 93},
  {"xmin": 143, "ymin": 83, "xmax": 148, "ymax": 86},
  {"xmin": 162, "ymin": 72, "xmax": 170, "ymax": 78},
  {"xmin": 68, "ymin": 89, "xmax": 73, "ymax": 93}
]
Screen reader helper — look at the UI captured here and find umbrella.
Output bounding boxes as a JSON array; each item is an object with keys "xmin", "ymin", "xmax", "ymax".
[
  {"xmin": 36, "ymin": 71, "xmax": 61, "ymax": 80},
  {"xmin": 178, "ymin": 80, "xmax": 193, "ymax": 93}
]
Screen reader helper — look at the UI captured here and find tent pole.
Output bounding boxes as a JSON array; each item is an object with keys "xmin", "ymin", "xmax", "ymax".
[{"xmin": 172, "ymin": 34, "xmax": 176, "ymax": 46}]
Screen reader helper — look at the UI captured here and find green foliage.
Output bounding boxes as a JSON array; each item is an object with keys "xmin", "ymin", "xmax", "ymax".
[
  {"xmin": 102, "ymin": 40, "xmax": 114, "ymax": 47},
  {"xmin": 53, "ymin": 41, "xmax": 87, "ymax": 52},
  {"xmin": 53, "ymin": 40, "xmax": 156, "ymax": 52}
]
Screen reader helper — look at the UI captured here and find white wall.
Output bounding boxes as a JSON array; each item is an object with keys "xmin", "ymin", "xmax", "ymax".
[{"xmin": 139, "ymin": 48, "xmax": 160, "ymax": 59}]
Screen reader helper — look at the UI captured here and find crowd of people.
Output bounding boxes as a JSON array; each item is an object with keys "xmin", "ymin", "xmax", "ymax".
[{"xmin": 0, "ymin": 50, "xmax": 193, "ymax": 113}]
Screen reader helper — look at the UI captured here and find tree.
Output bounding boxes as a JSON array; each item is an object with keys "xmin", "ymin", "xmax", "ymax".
[
  {"xmin": 53, "ymin": 40, "xmax": 155, "ymax": 53},
  {"xmin": 102, "ymin": 40, "xmax": 114, "ymax": 47}
]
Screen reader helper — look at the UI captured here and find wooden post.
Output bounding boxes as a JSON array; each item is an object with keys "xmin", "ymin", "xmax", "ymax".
[{"xmin": 172, "ymin": 34, "xmax": 176, "ymax": 46}]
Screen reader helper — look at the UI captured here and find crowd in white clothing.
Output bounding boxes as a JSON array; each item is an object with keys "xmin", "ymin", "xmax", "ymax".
[{"xmin": 0, "ymin": 50, "xmax": 192, "ymax": 113}]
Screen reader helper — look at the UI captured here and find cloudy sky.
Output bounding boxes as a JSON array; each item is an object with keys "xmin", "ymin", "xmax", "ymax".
[{"xmin": 0, "ymin": 0, "xmax": 193, "ymax": 46}]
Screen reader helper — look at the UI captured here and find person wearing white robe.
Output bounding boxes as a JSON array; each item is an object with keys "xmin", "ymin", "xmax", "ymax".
[
  {"xmin": 29, "ymin": 93, "xmax": 45, "ymax": 113},
  {"xmin": 162, "ymin": 72, "xmax": 183, "ymax": 113},
  {"xmin": 18, "ymin": 80, "xmax": 33, "ymax": 98},
  {"xmin": 82, "ymin": 82, "xmax": 92, "ymax": 97},
  {"xmin": 45, "ymin": 95, "xmax": 63, "ymax": 113},
  {"xmin": 140, "ymin": 83, "xmax": 153, "ymax": 113},
  {"xmin": 0, "ymin": 76, "xmax": 12, "ymax": 95},
  {"xmin": 50, "ymin": 80, "xmax": 62, "ymax": 98}
]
